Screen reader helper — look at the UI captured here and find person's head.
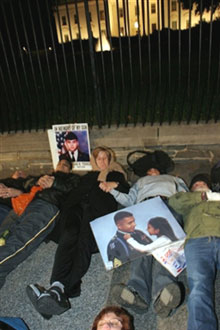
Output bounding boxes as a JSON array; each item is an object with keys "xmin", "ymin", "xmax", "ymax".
[
  {"xmin": 127, "ymin": 150, "xmax": 174, "ymax": 177},
  {"xmin": 91, "ymin": 305, "xmax": 134, "ymax": 330},
  {"xmin": 147, "ymin": 217, "xmax": 177, "ymax": 241},
  {"xmin": 64, "ymin": 131, "xmax": 79, "ymax": 153},
  {"xmin": 114, "ymin": 211, "xmax": 136, "ymax": 233},
  {"xmin": 92, "ymin": 146, "xmax": 112, "ymax": 171},
  {"xmin": 55, "ymin": 156, "xmax": 72, "ymax": 173},
  {"xmin": 11, "ymin": 170, "xmax": 27, "ymax": 179},
  {"xmin": 189, "ymin": 173, "xmax": 211, "ymax": 192},
  {"xmin": 146, "ymin": 168, "xmax": 161, "ymax": 176}
]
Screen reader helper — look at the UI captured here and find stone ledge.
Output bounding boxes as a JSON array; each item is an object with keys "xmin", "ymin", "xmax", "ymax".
[{"xmin": 0, "ymin": 123, "xmax": 220, "ymax": 179}]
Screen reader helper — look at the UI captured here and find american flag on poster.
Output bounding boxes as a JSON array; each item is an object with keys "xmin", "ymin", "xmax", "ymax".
[
  {"xmin": 55, "ymin": 131, "xmax": 67, "ymax": 156},
  {"xmin": 47, "ymin": 123, "xmax": 92, "ymax": 171}
]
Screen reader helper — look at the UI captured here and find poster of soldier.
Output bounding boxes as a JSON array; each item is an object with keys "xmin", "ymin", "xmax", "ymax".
[
  {"xmin": 90, "ymin": 196, "xmax": 186, "ymax": 275},
  {"xmin": 47, "ymin": 123, "xmax": 92, "ymax": 171}
]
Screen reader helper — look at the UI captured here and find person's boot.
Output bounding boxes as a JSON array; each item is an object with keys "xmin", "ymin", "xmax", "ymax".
[
  {"xmin": 154, "ymin": 283, "xmax": 181, "ymax": 318},
  {"xmin": 111, "ymin": 283, "xmax": 148, "ymax": 314},
  {"xmin": 26, "ymin": 284, "xmax": 52, "ymax": 320},
  {"xmin": 37, "ymin": 282, "xmax": 71, "ymax": 316}
]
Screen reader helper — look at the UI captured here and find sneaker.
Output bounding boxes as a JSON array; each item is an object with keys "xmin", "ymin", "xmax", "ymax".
[
  {"xmin": 26, "ymin": 284, "xmax": 52, "ymax": 320},
  {"xmin": 37, "ymin": 285, "xmax": 71, "ymax": 315},
  {"xmin": 111, "ymin": 283, "xmax": 148, "ymax": 313},
  {"xmin": 154, "ymin": 283, "xmax": 181, "ymax": 318}
]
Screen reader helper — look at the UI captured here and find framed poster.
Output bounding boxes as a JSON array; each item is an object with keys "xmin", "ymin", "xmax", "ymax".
[
  {"xmin": 47, "ymin": 123, "xmax": 92, "ymax": 171},
  {"xmin": 90, "ymin": 197, "xmax": 186, "ymax": 275}
]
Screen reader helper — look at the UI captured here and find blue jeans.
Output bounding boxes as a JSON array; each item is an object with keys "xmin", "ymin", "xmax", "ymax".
[
  {"xmin": 185, "ymin": 237, "xmax": 220, "ymax": 330},
  {"xmin": 128, "ymin": 254, "xmax": 179, "ymax": 306}
]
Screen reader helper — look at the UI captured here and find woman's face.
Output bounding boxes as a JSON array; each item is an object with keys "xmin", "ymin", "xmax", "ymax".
[
  {"xmin": 147, "ymin": 223, "xmax": 159, "ymax": 236},
  {"xmin": 95, "ymin": 151, "xmax": 110, "ymax": 171},
  {"xmin": 97, "ymin": 312, "xmax": 123, "ymax": 329}
]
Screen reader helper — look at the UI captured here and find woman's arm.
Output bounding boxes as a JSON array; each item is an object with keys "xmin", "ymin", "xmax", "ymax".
[{"xmin": 126, "ymin": 236, "xmax": 171, "ymax": 252}]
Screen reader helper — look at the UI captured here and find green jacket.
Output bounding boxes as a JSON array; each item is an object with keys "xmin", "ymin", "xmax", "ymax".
[{"xmin": 169, "ymin": 191, "xmax": 220, "ymax": 240}]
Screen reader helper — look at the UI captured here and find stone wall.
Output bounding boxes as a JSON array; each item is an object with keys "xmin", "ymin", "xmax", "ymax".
[{"xmin": 0, "ymin": 122, "xmax": 220, "ymax": 184}]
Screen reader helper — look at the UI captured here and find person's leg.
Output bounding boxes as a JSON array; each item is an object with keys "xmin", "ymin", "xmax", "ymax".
[
  {"xmin": 0, "ymin": 199, "xmax": 59, "ymax": 289},
  {"xmin": 50, "ymin": 206, "xmax": 82, "ymax": 297},
  {"xmin": 111, "ymin": 255, "xmax": 152, "ymax": 313},
  {"xmin": 31, "ymin": 205, "xmax": 97, "ymax": 316},
  {"xmin": 152, "ymin": 259, "xmax": 182, "ymax": 317},
  {"xmin": 127, "ymin": 255, "xmax": 153, "ymax": 305},
  {"xmin": 51, "ymin": 205, "xmax": 96, "ymax": 297},
  {"xmin": 0, "ymin": 205, "xmax": 11, "ymax": 226},
  {"xmin": 185, "ymin": 237, "xmax": 217, "ymax": 330}
]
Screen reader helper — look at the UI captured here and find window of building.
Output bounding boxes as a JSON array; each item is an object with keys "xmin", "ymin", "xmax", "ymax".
[
  {"xmin": 151, "ymin": 3, "xmax": 156, "ymax": 14},
  {"xmin": 62, "ymin": 16, "xmax": 67, "ymax": 26},
  {"xmin": 100, "ymin": 10, "xmax": 105, "ymax": 21},
  {"xmin": 64, "ymin": 34, "xmax": 69, "ymax": 42},
  {"xmin": 171, "ymin": 0, "xmax": 177, "ymax": 12},
  {"xmin": 74, "ymin": 14, "xmax": 78, "ymax": 24},
  {"xmin": 152, "ymin": 23, "xmax": 156, "ymax": 32},
  {"xmin": 172, "ymin": 21, "xmax": 177, "ymax": 30},
  {"xmin": 119, "ymin": 8, "xmax": 123, "ymax": 18}
]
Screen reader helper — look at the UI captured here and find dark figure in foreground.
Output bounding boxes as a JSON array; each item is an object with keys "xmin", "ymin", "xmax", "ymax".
[{"xmin": 0, "ymin": 157, "xmax": 80, "ymax": 290}]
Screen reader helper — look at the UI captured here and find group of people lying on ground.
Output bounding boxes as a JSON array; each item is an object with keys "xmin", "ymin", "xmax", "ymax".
[{"xmin": 0, "ymin": 146, "xmax": 220, "ymax": 330}]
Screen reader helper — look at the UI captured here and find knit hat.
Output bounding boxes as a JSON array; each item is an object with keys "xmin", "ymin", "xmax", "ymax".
[
  {"xmin": 189, "ymin": 173, "xmax": 211, "ymax": 190},
  {"xmin": 127, "ymin": 150, "xmax": 174, "ymax": 177}
]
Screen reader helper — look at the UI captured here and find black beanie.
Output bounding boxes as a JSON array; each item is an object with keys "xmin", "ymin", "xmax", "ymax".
[
  {"xmin": 189, "ymin": 173, "xmax": 211, "ymax": 190},
  {"xmin": 127, "ymin": 150, "xmax": 174, "ymax": 177}
]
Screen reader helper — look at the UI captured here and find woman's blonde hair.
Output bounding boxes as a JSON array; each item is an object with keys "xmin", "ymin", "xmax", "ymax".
[{"xmin": 92, "ymin": 146, "xmax": 114, "ymax": 164}]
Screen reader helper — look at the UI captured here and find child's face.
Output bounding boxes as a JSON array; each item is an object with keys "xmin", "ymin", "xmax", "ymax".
[{"xmin": 147, "ymin": 223, "xmax": 159, "ymax": 236}]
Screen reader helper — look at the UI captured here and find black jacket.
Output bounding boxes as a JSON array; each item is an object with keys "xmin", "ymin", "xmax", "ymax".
[
  {"xmin": 23, "ymin": 172, "xmax": 80, "ymax": 208},
  {"xmin": 62, "ymin": 170, "xmax": 130, "ymax": 220}
]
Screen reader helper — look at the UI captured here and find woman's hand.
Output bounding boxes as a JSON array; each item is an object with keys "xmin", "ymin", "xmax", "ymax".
[
  {"xmin": 99, "ymin": 181, "xmax": 119, "ymax": 192},
  {"xmin": 123, "ymin": 234, "xmax": 131, "ymax": 240}
]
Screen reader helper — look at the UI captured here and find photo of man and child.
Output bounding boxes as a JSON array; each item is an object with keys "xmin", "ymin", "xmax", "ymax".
[{"xmin": 90, "ymin": 196, "xmax": 186, "ymax": 272}]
